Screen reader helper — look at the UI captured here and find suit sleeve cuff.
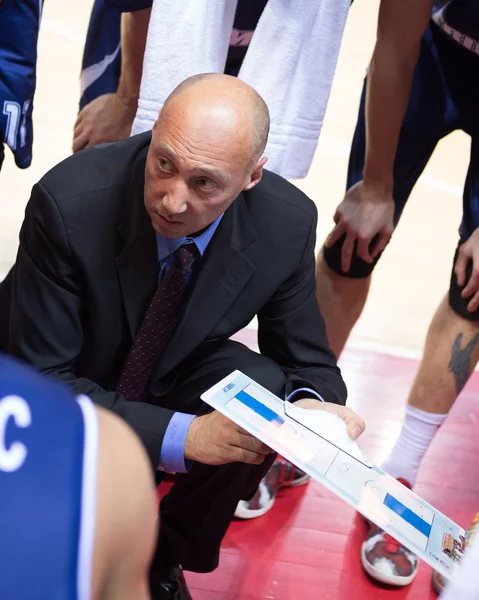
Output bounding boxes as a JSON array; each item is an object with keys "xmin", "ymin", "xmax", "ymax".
[
  {"xmin": 159, "ymin": 412, "xmax": 195, "ymax": 473},
  {"xmin": 286, "ymin": 387, "xmax": 325, "ymax": 403}
]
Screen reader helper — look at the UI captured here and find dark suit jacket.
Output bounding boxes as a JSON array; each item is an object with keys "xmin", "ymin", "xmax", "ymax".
[{"xmin": 2, "ymin": 132, "xmax": 347, "ymax": 464}]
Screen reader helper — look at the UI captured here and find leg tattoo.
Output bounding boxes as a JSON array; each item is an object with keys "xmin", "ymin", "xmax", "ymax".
[{"xmin": 448, "ymin": 333, "xmax": 479, "ymax": 394}]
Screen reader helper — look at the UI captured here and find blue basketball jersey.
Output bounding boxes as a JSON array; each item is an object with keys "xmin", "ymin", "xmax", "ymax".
[
  {"xmin": 80, "ymin": 0, "xmax": 268, "ymax": 108},
  {"xmin": 0, "ymin": 0, "xmax": 44, "ymax": 170},
  {"xmin": 433, "ymin": 0, "xmax": 479, "ymax": 54},
  {"xmin": 0, "ymin": 355, "xmax": 98, "ymax": 600}
]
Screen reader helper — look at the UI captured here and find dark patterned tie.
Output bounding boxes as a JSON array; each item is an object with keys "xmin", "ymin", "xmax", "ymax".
[{"xmin": 117, "ymin": 244, "xmax": 198, "ymax": 402}]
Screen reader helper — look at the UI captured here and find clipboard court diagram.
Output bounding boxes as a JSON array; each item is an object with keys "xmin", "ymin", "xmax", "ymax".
[{"xmin": 201, "ymin": 370, "xmax": 466, "ymax": 579}]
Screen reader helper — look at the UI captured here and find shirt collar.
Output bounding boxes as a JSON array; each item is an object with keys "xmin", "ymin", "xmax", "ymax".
[{"xmin": 155, "ymin": 213, "xmax": 224, "ymax": 262}]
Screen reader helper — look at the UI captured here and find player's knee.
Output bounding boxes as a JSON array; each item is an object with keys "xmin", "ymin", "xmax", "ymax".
[
  {"xmin": 448, "ymin": 285, "xmax": 479, "ymax": 322},
  {"xmin": 322, "ymin": 234, "xmax": 380, "ymax": 279},
  {"xmin": 449, "ymin": 241, "xmax": 479, "ymax": 322}
]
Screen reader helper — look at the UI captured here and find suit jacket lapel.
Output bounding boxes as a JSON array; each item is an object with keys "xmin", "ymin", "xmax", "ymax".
[
  {"xmin": 116, "ymin": 150, "xmax": 158, "ymax": 339},
  {"xmin": 152, "ymin": 193, "xmax": 257, "ymax": 381}
]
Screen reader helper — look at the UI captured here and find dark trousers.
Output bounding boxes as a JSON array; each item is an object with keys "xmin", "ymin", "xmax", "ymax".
[{"xmin": 149, "ymin": 340, "xmax": 285, "ymax": 591}]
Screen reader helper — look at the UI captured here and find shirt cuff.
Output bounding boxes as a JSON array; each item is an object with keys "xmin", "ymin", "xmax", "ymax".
[
  {"xmin": 159, "ymin": 412, "xmax": 195, "ymax": 473},
  {"xmin": 286, "ymin": 387, "xmax": 325, "ymax": 403}
]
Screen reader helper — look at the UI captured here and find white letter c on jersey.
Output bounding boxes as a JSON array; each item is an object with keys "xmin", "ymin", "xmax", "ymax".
[{"xmin": 0, "ymin": 395, "xmax": 32, "ymax": 473}]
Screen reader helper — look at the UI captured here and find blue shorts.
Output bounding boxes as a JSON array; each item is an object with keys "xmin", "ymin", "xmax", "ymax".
[{"xmin": 323, "ymin": 22, "xmax": 479, "ymax": 319}]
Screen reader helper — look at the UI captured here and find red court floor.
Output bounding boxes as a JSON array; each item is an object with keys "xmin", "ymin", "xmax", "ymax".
[{"xmin": 161, "ymin": 331, "xmax": 479, "ymax": 599}]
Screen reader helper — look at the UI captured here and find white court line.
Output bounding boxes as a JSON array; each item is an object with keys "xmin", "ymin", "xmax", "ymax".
[
  {"xmin": 317, "ymin": 136, "xmax": 463, "ymax": 197},
  {"xmin": 41, "ymin": 18, "xmax": 86, "ymax": 46},
  {"xmin": 243, "ymin": 317, "xmax": 422, "ymax": 361}
]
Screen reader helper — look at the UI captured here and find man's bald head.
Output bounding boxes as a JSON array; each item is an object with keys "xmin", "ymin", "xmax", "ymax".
[
  {"xmin": 161, "ymin": 73, "xmax": 270, "ymax": 165},
  {"xmin": 145, "ymin": 74, "xmax": 270, "ymax": 239}
]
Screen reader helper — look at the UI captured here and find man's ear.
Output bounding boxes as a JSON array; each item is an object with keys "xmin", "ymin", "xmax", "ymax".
[{"xmin": 243, "ymin": 156, "xmax": 268, "ymax": 191}]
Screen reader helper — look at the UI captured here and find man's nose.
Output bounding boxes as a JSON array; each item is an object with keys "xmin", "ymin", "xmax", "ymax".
[{"xmin": 162, "ymin": 181, "xmax": 188, "ymax": 216}]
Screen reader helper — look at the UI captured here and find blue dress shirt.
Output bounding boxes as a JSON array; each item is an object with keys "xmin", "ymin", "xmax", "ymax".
[
  {"xmin": 157, "ymin": 215, "xmax": 324, "ymax": 473},
  {"xmin": 157, "ymin": 215, "xmax": 222, "ymax": 472}
]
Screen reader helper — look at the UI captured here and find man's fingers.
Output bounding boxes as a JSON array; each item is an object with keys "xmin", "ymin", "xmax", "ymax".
[
  {"xmin": 467, "ymin": 289, "xmax": 479, "ymax": 313},
  {"xmin": 339, "ymin": 406, "xmax": 366, "ymax": 440},
  {"xmin": 74, "ymin": 108, "xmax": 86, "ymax": 128},
  {"xmin": 462, "ymin": 269, "xmax": 479, "ymax": 299},
  {"xmin": 235, "ymin": 449, "xmax": 266, "ymax": 465},
  {"xmin": 356, "ymin": 236, "xmax": 373, "ymax": 264},
  {"xmin": 292, "ymin": 399, "xmax": 366, "ymax": 441},
  {"xmin": 235, "ymin": 432, "xmax": 272, "ymax": 456},
  {"xmin": 325, "ymin": 221, "xmax": 346, "ymax": 248},
  {"xmin": 72, "ymin": 129, "xmax": 90, "ymax": 154},
  {"xmin": 341, "ymin": 232, "xmax": 356, "ymax": 273},
  {"xmin": 370, "ymin": 231, "xmax": 391, "ymax": 258},
  {"xmin": 455, "ymin": 252, "xmax": 470, "ymax": 288},
  {"xmin": 73, "ymin": 117, "xmax": 88, "ymax": 138}
]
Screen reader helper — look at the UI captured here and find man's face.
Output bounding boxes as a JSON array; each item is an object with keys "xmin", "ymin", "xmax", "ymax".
[{"xmin": 144, "ymin": 105, "xmax": 256, "ymax": 239}]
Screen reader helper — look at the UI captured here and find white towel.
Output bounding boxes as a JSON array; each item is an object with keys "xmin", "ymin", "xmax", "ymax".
[
  {"xmin": 131, "ymin": 0, "xmax": 238, "ymax": 136},
  {"xmin": 132, "ymin": 0, "xmax": 350, "ymax": 179}
]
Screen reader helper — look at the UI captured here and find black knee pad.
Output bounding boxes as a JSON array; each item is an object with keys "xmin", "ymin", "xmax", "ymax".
[
  {"xmin": 322, "ymin": 233, "xmax": 383, "ymax": 278},
  {"xmin": 449, "ymin": 241, "xmax": 479, "ymax": 321}
]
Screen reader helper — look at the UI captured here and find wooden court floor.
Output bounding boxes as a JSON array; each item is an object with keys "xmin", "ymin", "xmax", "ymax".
[
  {"xmin": 182, "ymin": 331, "xmax": 479, "ymax": 599},
  {"xmin": 1, "ymin": 1, "xmax": 478, "ymax": 599}
]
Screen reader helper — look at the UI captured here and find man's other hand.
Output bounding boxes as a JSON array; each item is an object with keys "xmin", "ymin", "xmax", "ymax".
[
  {"xmin": 293, "ymin": 397, "xmax": 366, "ymax": 440},
  {"xmin": 72, "ymin": 93, "xmax": 137, "ymax": 153}
]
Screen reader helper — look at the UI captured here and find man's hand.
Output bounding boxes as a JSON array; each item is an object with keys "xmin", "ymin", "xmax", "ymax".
[
  {"xmin": 72, "ymin": 93, "xmax": 137, "ymax": 153},
  {"xmin": 293, "ymin": 397, "xmax": 366, "ymax": 440},
  {"xmin": 455, "ymin": 228, "xmax": 479, "ymax": 312},
  {"xmin": 325, "ymin": 181, "xmax": 395, "ymax": 273},
  {"xmin": 184, "ymin": 411, "xmax": 274, "ymax": 465}
]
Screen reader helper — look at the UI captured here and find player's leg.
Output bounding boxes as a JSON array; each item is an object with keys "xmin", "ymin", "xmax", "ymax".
[
  {"xmin": 316, "ymin": 25, "xmax": 452, "ymax": 358},
  {"xmin": 379, "ymin": 21, "xmax": 479, "ymax": 495},
  {"xmin": 359, "ymin": 24, "xmax": 475, "ymax": 587}
]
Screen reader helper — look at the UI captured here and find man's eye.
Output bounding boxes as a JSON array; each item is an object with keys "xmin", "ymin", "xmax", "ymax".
[
  {"xmin": 158, "ymin": 158, "xmax": 172, "ymax": 170},
  {"xmin": 197, "ymin": 178, "xmax": 215, "ymax": 190}
]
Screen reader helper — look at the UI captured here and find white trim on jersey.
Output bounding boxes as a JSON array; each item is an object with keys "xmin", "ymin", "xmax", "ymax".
[
  {"xmin": 433, "ymin": 2, "xmax": 479, "ymax": 56},
  {"xmin": 76, "ymin": 395, "xmax": 99, "ymax": 600},
  {"xmin": 80, "ymin": 42, "xmax": 121, "ymax": 97}
]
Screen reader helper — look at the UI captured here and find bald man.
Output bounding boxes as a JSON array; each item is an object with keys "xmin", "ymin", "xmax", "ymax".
[{"xmin": 0, "ymin": 74, "xmax": 362, "ymax": 599}]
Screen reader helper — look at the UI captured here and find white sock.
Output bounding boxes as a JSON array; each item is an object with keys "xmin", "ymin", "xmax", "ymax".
[{"xmin": 381, "ymin": 405, "xmax": 448, "ymax": 487}]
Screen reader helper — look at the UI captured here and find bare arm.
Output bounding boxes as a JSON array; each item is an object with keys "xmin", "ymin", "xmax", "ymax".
[
  {"xmin": 117, "ymin": 8, "xmax": 151, "ymax": 108},
  {"xmin": 73, "ymin": 9, "xmax": 151, "ymax": 152},
  {"xmin": 93, "ymin": 407, "xmax": 157, "ymax": 600},
  {"xmin": 326, "ymin": 0, "xmax": 435, "ymax": 271},
  {"xmin": 364, "ymin": 0, "xmax": 435, "ymax": 193}
]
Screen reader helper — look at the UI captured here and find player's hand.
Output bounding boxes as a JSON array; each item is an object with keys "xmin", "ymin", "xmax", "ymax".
[
  {"xmin": 293, "ymin": 398, "xmax": 366, "ymax": 440},
  {"xmin": 184, "ymin": 410, "xmax": 274, "ymax": 465},
  {"xmin": 325, "ymin": 180, "xmax": 395, "ymax": 273},
  {"xmin": 455, "ymin": 228, "xmax": 479, "ymax": 312},
  {"xmin": 72, "ymin": 93, "xmax": 137, "ymax": 153}
]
